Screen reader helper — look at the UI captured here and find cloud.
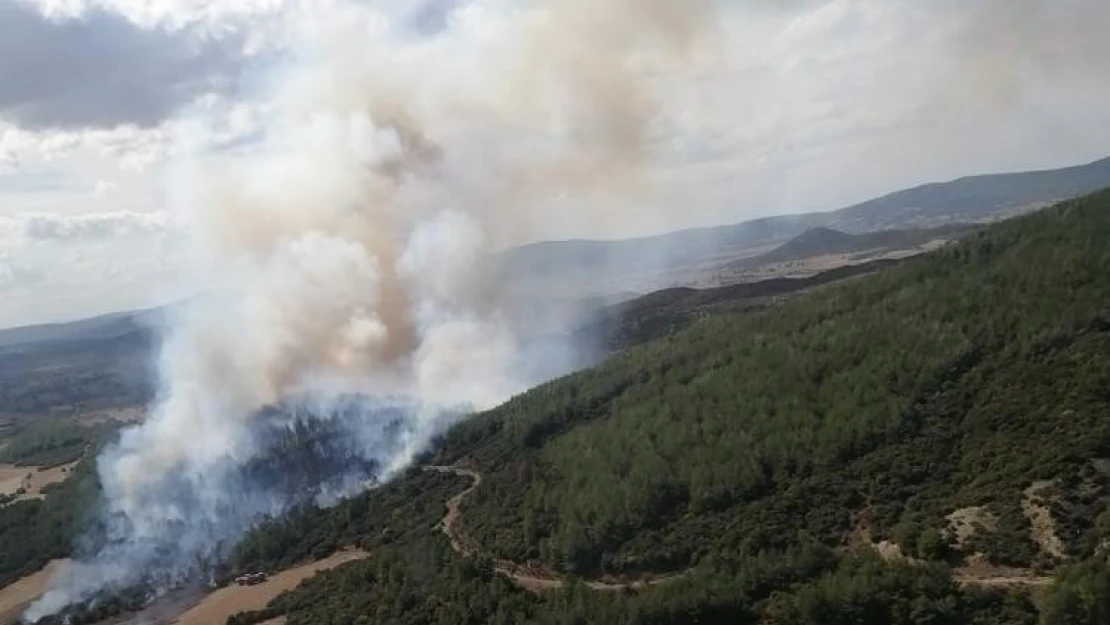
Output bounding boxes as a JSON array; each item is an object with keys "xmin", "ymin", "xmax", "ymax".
[
  {"xmin": 0, "ymin": 210, "xmax": 169, "ymax": 241},
  {"xmin": 0, "ymin": 0, "xmax": 247, "ymax": 129},
  {"xmin": 0, "ymin": 169, "xmax": 75, "ymax": 193},
  {"xmin": 0, "ymin": 251, "xmax": 42, "ymax": 290},
  {"xmin": 22, "ymin": 0, "xmax": 289, "ymax": 31},
  {"xmin": 93, "ymin": 180, "xmax": 119, "ymax": 195}
]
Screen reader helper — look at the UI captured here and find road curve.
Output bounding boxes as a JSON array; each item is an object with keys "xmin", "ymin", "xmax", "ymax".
[{"xmin": 422, "ymin": 465, "xmax": 685, "ymax": 593}]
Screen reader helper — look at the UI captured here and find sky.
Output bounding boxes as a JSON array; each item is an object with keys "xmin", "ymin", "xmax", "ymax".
[{"xmin": 0, "ymin": 0, "xmax": 1109, "ymax": 328}]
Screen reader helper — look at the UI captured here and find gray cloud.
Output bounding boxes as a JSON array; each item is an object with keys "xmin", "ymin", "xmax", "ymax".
[{"xmin": 0, "ymin": 1, "xmax": 245, "ymax": 129}]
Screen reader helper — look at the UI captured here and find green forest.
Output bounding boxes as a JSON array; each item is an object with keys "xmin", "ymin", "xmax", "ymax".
[
  {"xmin": 436, "ymin": 189, "xmax": 1110, "ymax": 576},
  {"xmin": 0, "ymin": 457, "xmax": 100, "ymax": 588},
  {"xmin": 211, "ymin": 190, "xmax": 1110, "ymax": 624},
  {"xmin": 0, "ymin": 418, "xmax": 105, "ymax": 589}
]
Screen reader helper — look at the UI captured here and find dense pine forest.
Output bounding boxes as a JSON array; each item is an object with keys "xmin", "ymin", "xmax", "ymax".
[{"xmin": 209, "ymin": 190, "xmax": 1110, "ymax": 624}]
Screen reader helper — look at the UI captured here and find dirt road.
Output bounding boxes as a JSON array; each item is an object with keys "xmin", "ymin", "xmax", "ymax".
[
  {"xmin": 423, "ymin": 466, "xmax": 684, "ymax": 593},
  {"xmin": 954, "ymin": 574, "xmax": 1053, "ymax": 588}
]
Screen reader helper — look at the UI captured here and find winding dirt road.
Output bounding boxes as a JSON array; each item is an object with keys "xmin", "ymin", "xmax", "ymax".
[
  {"xmin": 423, "ymin": 466, "xmax": 685, "ymax": 593},
  {"xmin": 953, "ymin": 574, "xmax": 1053, "ymax": 588},
  {"xmin": 426, "ymin": 466, "xmax": 1059, "ymax": 594}
]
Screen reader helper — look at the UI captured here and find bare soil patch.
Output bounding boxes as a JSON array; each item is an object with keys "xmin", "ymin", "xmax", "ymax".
[
  {"xmin": 946, "ymin": 506, "xmax": 998, "ymax": 550},
  {"xmin": 0, "ymin": 466, "xmax": 30, "ymax": 498},
  {"xmin": 171, "ymin": 550, "xmax": 368, "ymax": 625},
  {"xmin": 953, "ymin": 554, "xmax": 1052, "ymax": 589},
  {"xmin": 1022, "ymin": 481, "xmax": 1067, "ymax": 559}
]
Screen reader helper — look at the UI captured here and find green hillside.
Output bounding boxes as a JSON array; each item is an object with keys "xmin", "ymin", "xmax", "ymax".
[
  {"xmin": 437, "ymin": 189, "xmax": 1110, "ymax": 576},
  {"xmin": 206, "ymin": 190, "xmax": 1110, "ymax": 625}
]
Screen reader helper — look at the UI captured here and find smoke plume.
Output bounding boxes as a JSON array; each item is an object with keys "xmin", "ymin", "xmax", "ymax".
[{"xmin": 25, "ymin": 0, "xmax": 718, "ymax": 618}]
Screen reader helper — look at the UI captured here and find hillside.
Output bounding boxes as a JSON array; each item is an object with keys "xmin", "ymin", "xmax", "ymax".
[
  {"xmin": 583, "ymin": 258, "xmax": 906, "ymax": 350},
  {"xmin": 157, "ymin": 190, "xmax": 1110, "ymax": 625},
  {"xmin": 436, "ymin": 190, "xmax": 1110, "ymax": 579},
  {"xmin": 0, "ymin": 309, "xmax": 160, "ymax": 423},
  {"xmin": 0, "ymin": 309, "xmax": 160, "ymax": 351}
]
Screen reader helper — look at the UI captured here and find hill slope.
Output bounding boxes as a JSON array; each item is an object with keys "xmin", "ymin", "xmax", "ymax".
[
  {"xmin": 439, "ymin": 189, "xmax": 1110, "ymax": 578},
  {"xmin": 195, "ymin": 190, "xmax": 1110, "ymax": 625},
  {"xmin": 582, "ymin": 257, "xmax": 907, "ymax": 350}
]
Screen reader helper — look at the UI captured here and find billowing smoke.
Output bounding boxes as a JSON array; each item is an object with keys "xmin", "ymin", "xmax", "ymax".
[{"xmin": 25, "ymin": 0, "xmax": 718, "ymax": 619}]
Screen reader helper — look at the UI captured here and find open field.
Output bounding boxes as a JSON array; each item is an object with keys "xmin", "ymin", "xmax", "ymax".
[
  {"xmin": 73, "ymin": 406, "xmax": 145, "ymax": 426},
  {"xmin": 0, "ymin": 459, "xmax": 81, "ymax": 503},
  {"xmin": 0, "ymin": 466, "xmax": 29, "ymax": 498},
  {"xmin": 170, "ymin": 550, "xmax": 369, "ymax": 625},
  {"xmin": 0, "ymin": 560, "xmax": 70, "ymax": 625}
]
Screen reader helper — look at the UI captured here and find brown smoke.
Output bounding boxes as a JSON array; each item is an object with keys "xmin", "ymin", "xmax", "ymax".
[{"xmin": 106, "ymin": 0, "xmax": 721, "ymax": 507}]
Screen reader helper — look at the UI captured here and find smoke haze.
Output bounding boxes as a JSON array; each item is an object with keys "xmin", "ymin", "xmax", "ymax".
[{"xmin": 26, "ymin": 0, "xmax": 719, "ymax": 618}]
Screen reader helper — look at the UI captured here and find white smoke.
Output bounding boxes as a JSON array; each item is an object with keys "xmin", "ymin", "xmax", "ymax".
[{"xmin": 25, "ymin": 0, "xmax": 718, "ymax": 619}]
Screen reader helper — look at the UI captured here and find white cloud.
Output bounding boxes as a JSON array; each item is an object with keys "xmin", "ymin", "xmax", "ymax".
[
  {"xmin": 0, "ymin": 210, "xmax": 170, "ymax": 241},
  {"xmin": 20, "ymin": 0, "xmax": 291, "ymax": 30},
  {"xmin": 1, "ymin": 120, "xmax": 177, "ymax": 177},
  {"xmin": 0, "ymin": 235, "xmax": 188, "ymax": 327},
  {"xmin": 0, "ymin": 250, "xmax": 43, "ymax": 290},
  {"xmin": 93, "ymin": 180, "xmax": 119, "ymax": 196}
]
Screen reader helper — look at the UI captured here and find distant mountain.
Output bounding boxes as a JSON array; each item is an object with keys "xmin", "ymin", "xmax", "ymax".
[
  {"xmin": 0, "ymin": 309, "xmax": 161, "ymax": 418},
  {"xmin": 737, "ymin": 223, "xmax": 981, "ymax": 268},
  {"xmin": 0, "ymin": 308, "xmax": 162, "ymax": 351},
  {"xmin": 825, "ymin": 156, "xmax": 1110, "ymax": 231},
  {"xmin": 500, "ymin": 156, "xmax": 1110, "ymax": 291}
]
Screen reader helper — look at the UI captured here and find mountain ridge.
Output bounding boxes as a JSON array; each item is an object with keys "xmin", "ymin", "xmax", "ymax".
[{"xmin": 501, "ymin": 155, "xmax": 1110, "ymax": 288}]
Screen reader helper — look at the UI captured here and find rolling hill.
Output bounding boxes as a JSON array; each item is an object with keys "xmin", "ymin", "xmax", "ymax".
[{"xmin": 0, "ymin": 310, "xmax": 158, "ymax": 421}]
